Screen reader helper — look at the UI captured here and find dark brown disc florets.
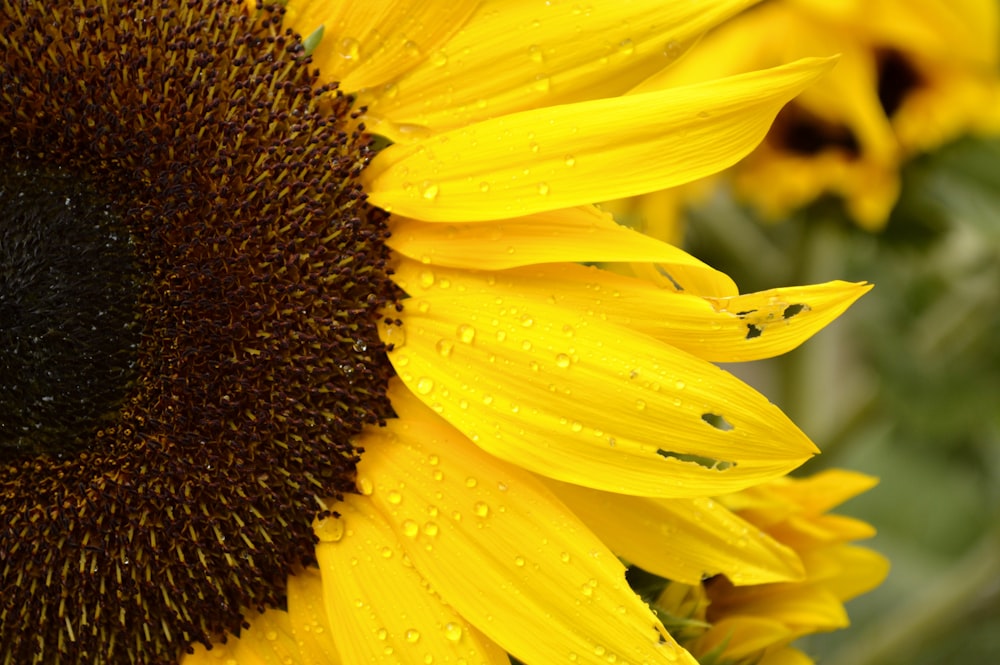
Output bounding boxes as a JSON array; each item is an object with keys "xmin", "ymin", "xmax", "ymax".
[{"xmin": 0, "ymin": 1, "xmax": 395, "ymax": 663}]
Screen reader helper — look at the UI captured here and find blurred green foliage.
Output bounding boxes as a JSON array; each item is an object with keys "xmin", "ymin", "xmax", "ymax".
[{"xmin": 681, "ymin": 137, "xmax": 1000, "ymax": 665}]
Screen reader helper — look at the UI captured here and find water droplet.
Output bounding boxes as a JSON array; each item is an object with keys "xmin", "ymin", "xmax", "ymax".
[
  {"xmin": 264, "ymin": 630, "xmax": 278, "ymax": 641},
  {"xmin": 314, "ymin": 516, "xmax": 345, "ymax": 542},
  {"xmin": 564, "ymin": 154, "xmax": 576, "ymax": 167},
  {"xmin": 402, "ymin": 520, "xmax": 419, "ymax": 538},
  {"xmin": 474, "ymin": 502, "xmax": 490, "ymax": 517},
  {"xmin": 528, "ymin": 44, "xmax": 544, "ymax": 63},
  {"xmin": 380, "ymin": 546, "xmax": 394, "ymax": 559},
  {"xmin": 357, "ymin": 476, "xmax": 374, "ymax": 496},
  {"xmin": 337, "ymin": 37, "xmax": 360, "ymax": 61},
  {"xmin": 528, "ymin": 141, "xmax": 540, "ymax": 153},
  {"xmin": 418, "ymin": 269, "xmax": 435, "ymax": 288},
  {"xmin": 570, "ymin": 421, "xmax": 583, "ymax": 433},
  {"xmin": 423, "ymin": 522, "xmax": 440, "ymax": 537},
  {"xmin": 465, "ymin": 476, "xmax": 478, "ymax": 488},
  {"xmin": 618, "ymin": 38, "xmax": 635, "ymax": 56},
  {"xmin": 520, "ymin": 315, "xmax": 534, "ymax": 327},
  {"xmin": 532, "ymin": 76, "xmax": 551, "ymax": 93},
  {"xmin": 435, "ymin": 339, "xmax": 454, "ymax": 357},
  {"xmin": 635, "ymin": 399, "xmax": 646, "ymax": 412},
  {"xmin": 403, "ymin": 39, "xmax": 421, "ymax": 57},
  {"xmin": 387, "ymin": 490, "xmax": 403, "ymax": 505},
  {"xmin": 663, "ymin": 40, "xmax": 683, "ymax": 59},
  {"xmin": 514, "ymin": 555, "xmax": 525, "ymax": 567},
  {"xmin": 478, "ymin": 181, "xmax": 490, "ymax": 192},
  {"xmin": 675, "ymin": 380, "xmax": 686, "ymax": 390},
  {"xmin": 560, "ymin": 551, "xmax": 571, "ymax": 563},
  {"xmin": 593, "ymin": 645, "xmax": 606, "ymax": 656},
  {"xmin": 555, "ymin": 353, "xmax": 571, "ymax": 368},
  {"xmin": 430, "ymin": 50, "xmax": 448, "ymax": 67},
  {"xmin": 457, "ymin": 324, "xmax": 476, "ymax": 343},
  {"xmin": 377, "ymin": 628, "xmax": 388, "ymax": 641},
  {"xmin": 497, "ymin": 482, "xmax": 508, "ymax": 492},
  {"xmin": 537, "ymin": 182, "xmax": 550, "ymax": 195},
  {"xmin": 419, "ymin": 181, "xmax": 439, "ymax": 201},
  {"xmin": 406, "ymin": 629, "xmax": 421, "ymax": 643},
  {"xmin": 415, "ymin": 377, "xmax": 435, "ymax": 395},
  {"xmin": 444, "ymin": 622, "xmax": 463, "ymax": 642}
]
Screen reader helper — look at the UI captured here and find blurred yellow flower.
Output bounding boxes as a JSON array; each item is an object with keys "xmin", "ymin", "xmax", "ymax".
[
  {"xmin": 607, "ymin": 0, "xmax": 1000, "ymax": 231},
  {"xmin": 653, "ymin": 469, "xmax": 890, "ymax": 665}
]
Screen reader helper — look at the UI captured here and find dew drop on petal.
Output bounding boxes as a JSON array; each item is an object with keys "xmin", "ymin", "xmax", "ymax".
[
  {"xmin": 357, "ymin": 476, "xmax": 374, "ymax": 496},
  {"xmin": 443, "ymin": 622, "xmax": 463, "ymax": 642},
  {"xmin": 474, "ymin": 502, "xmax": 490, "ymax": 518},
  {"xmin": 555, "ymin": 353, "xmax": 571, "ymax": 368},
  {"xmin": 337, "ymin": 37, "xmax": 360, "ymax": 61},
  {"xmin": 387, "ymin": 490, "xmax": 402, "ymax": 505},
  {"xmin": 435, "ymin": 339, "xmax": 454, "ymax": 357},
  {"xmin": 419, "ymin": 181, "xmax": 439, "ymax": 201},
  {"xmin": 406, "ymin": 629, "xmax": 421, "ymax": 643},
  {"xmin": 402, "ymin": 520, "xmax": 419, "ymax": 538},
  {"xmin": 537, "ymin": 182, "xmax": 550, "ymax": 195},
  {"xmin": 415, "ymin": 377, "xmax": 435, "ymax": 395},
  {"xmin": 457, "ymin": 324, "xmax": 476, "ymax": 343}
]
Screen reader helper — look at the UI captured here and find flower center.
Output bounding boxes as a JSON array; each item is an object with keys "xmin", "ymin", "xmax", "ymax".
[
  {"xmin": 1, "ymin": 164, "xmax": 143, "ymax": 460},
  {"xmin": 0, "ymin": 2, "xmax": 395, "ymax": 663}
]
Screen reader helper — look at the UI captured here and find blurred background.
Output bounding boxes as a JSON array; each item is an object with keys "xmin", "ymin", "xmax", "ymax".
[{"xmin": 608, "ymin": 1, "xmax": 1000, "ymax": 662}]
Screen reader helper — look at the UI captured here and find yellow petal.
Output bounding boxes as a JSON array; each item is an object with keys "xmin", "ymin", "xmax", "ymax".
[
  {"xmin": 800, "ymin": 545, "xmax": 890, "ymax": 602},
  {"xmin": 364, "ymin": 57, "xmax": 837, "ymax": 221},
  {"xmin": 758, "ymin": 647, "xmax": 816, "ymax": 665},
  {"xmin": 547, "ymin": 480, "xmax": 805, "ymax": 585},
  {"xmin": 387, "ymin": 207, "xmax": 738, "ymax": 297},
  {"xmin": 729, "ymin": 584, "xmax": 849, "ymax": 631},
  {"xmin": 282, "ymin": 0, "xmax": 480, "ymax": 92},
  {"xmin": 181, "ymin": 602, "xmax": 304, "ymax": 665},
  {"xmin": 286, "ymin": 569, "xmax": 342, "ymax": 665},
  {"xmin": 314, "ymin": 497, "xmax": 508, "ymax": 664},
  {"xmin": 391, "ymin": 259, "xmax": 868, "ymax": 360},
  {"xmin": 358, "ymin": 0, "xmax": 758, "ymax": 137},
  {"xmin": 381, "ymin": 290, "xmax": 818, "ymax": 498},
  {"xmin": 696, "ymin": 616, "xmax": 797, "ymax": 660},
  {"xmin": 353, "ymin": 403, "xmax": 697, "ymax": 665}
]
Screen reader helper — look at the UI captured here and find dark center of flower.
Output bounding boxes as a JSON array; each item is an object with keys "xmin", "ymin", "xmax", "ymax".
[
  {"xmin": 0, "ymin": 2, "xmax": 396, "ymax": 663},
  {"xmin": 1, "ymin": 165, "xmax": 143, "ymax": 459}
]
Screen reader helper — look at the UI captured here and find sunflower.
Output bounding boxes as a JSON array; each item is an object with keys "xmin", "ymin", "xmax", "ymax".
[
  {"xmin": 607, "ymin": 0, "xmax": 1000, "ymax": 231},
  {"xmin": 651, "ymin": 469, "xmax": 890, "ymax": 665},
  {"xmin": 1, "ymin": 1, "xmax": 875, "ymax": 664}
]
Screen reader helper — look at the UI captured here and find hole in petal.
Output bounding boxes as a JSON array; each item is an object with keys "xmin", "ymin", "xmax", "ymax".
[
  {"xmin": 656, "ymin": 449, "xmax": 735, "ymax": 471},
  {"xmin": 782, "ymin": 303, "xmax": 808, "ymax": 319},
  {"xmin": 700, "ymin": 413, "xmax": 734, "ymax": 432}
]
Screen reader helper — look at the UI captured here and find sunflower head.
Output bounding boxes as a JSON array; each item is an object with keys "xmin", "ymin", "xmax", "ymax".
[{"xmin": 1, "ymin": 1, "xmax": 395, "ymax": 662}]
